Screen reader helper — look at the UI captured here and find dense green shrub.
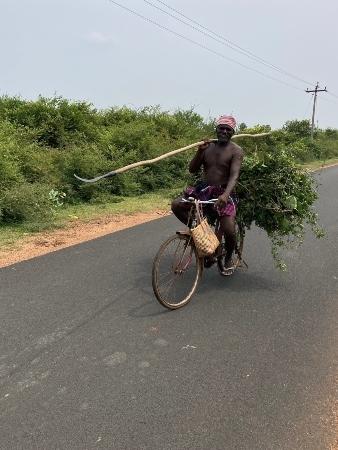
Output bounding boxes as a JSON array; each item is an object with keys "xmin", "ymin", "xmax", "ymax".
[
  {"xmin": 0, "ymin": 96, "xmax": 99, "ymax": 148},
  {"xmin": 283, "ymin": 119, "xmax": 311, "ymax": 138},
  {"xmin": 0, "ymin": 182, "xmax": 55, "ymax": 224},
  {"xmin": 0, "ymin": 121, "xmax": 26, "ymax": 190}
]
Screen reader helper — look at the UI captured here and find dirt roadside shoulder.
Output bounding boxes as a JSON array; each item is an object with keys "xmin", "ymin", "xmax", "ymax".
[{"xmin": 0, "ymin": 210, "xmax": 170, "ymax": 268}]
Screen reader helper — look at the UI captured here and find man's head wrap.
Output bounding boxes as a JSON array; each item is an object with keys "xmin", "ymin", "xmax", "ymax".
[{"xmin": 216, "ymin": 115, "xmax": 236, "ymax": 130}]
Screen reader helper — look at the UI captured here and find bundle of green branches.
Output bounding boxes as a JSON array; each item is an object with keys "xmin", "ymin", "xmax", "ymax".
[{"xmin": 236, "ymin": 147, "xmax": 323, "ymax": 270}]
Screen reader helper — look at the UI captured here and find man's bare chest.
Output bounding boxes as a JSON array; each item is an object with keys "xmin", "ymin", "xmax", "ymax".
[{"xmin": 204, "ymin": 144, "xmax": 233, "ymax": 167}]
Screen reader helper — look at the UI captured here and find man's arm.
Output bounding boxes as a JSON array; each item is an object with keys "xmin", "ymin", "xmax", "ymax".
[
  {"xmin": 188, "ymin": 141, "xmax": 209, "ymax": 173},
  {"xmin": 215, "ymin": 147, "xmax": 244, "ymax": 209},
  {"xmin": 224, "ymin": 148, "xmax": 244, "ymax": 196}
]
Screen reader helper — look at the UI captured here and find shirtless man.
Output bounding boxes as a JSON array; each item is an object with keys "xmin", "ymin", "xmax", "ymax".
[{"xmin": 171, "ymin": 115, "xmax": 244, "ymax": 276}]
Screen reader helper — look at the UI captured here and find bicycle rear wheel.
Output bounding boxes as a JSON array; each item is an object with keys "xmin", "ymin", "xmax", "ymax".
[{"xmin": 152, "ymin": 234, "xmax": 202, "ymax": 309}]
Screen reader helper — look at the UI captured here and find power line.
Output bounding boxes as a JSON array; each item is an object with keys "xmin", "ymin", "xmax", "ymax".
[
  {"xmin": 318, "ymin": 90, "xmax": 338, "ymax": 105},
  {"xmin": 153, "ymin": 2, "xmax": 338, "ymax": 109},
  {"xmin": 107, "ymin": 0, "xmax": 305, "ymax": 93},
  {"xmin": 327, "ymin": 90, "xmax": 338, "ymax": 100},
  {"xmin": 148, "ymin": 0, "xmax": 314, "ymax": 87},
  {"xmin": 321, "ymin": 96, "xmax": 338, "ymax": 105},
  {"xmin": 145, "ymin": 0, "xmax": 338, "ymax": 108}
]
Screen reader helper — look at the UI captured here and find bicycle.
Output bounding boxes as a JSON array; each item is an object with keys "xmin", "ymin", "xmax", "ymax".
[{"xmin": 152, "ymin": 197, "xmax": 246, "ymax": 310}]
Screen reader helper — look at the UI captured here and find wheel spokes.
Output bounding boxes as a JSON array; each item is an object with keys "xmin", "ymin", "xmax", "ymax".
[{"xmin": 154, "ymin": 236, "xmax": 200, "ymax": 306}]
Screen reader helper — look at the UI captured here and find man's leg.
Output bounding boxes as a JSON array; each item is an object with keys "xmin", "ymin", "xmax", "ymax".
[
  {"xmin": 219, "ymin": 214, "xmax": 237, "ymax": 274},
  {"xmin": 171, "ymin": 197, "xmax": 193, "ymax": 226}
]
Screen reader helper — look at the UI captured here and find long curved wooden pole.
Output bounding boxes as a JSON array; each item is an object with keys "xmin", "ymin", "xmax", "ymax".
[{"xmin": 74, "ymin": 132, "xmax": 271, "ymax": 183}]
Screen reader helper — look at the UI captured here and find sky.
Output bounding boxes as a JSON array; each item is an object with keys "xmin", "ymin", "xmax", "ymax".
[{"xmin": 1, "ymin": 0, "xmax": 338, "ymax": 128}]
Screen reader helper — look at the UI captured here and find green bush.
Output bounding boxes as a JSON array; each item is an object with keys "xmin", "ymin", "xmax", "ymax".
[
  {"xmin": 0, "ymin": 96, "xmax": 99, "ymax": 148},
  {"xmin": 57, "ymin": 144, "xmax": 112, "ymax": 201},
  {"xmin": 0, "ymin": 183, "xmax": 55, "ymax": 224},
  {"xmin": 0, "ymin": 121, "xmax": 26, "ymax": 190},
  {"xmin": 283, "ymin": 119, "xmax": 311, "ymax": 138}
]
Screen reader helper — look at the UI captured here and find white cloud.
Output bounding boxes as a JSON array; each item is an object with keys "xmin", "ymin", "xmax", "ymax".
[{"xmin": 86, "ymin": 31, "xmax": 114, "ymax": 44}]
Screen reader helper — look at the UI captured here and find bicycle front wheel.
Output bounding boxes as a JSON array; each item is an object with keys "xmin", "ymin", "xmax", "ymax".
[{"xmin": 152, "ymin": 234, "xmax": 202, "ymax": 309}]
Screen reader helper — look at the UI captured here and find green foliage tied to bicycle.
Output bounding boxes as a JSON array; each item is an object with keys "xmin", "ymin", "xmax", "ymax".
[{"xmin": 236, "ymin": 146, "xmax": 323, "ymax": 270}]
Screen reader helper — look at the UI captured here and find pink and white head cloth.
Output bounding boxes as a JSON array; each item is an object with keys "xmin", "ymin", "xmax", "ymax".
[{"xmin": 216, "ymin": 115, "xmax": 237, "ymax": 130}]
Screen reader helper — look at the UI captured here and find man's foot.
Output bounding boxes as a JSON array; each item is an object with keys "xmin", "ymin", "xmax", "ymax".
[{"xmin": 219, "ymin": 256, "xmax": 235, "ymax": 276}]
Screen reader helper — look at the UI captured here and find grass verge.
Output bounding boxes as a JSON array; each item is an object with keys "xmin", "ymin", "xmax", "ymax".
[
  {"xmin": 301, "ymin": 157, "xmax": 338, "ymax": 170},
  {"xmin": 0, "ymin": 188, "xmax": 179, "ymax": 250}
]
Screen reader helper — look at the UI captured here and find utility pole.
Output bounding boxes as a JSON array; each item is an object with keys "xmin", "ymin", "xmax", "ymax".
[{"xmin": 305, "ymin": 82, "xmax": 327, "ymax": 140}]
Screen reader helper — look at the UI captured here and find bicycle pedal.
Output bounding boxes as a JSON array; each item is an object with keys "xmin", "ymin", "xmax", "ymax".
[{"xmin": 237, "ymin": 260, "xmax": 248, "ymax": 269}]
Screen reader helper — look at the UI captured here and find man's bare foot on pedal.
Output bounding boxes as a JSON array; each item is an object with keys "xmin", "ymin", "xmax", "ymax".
[{"xmin": 219, "ymin": 256, "xmax": 235, "ymax": 276}]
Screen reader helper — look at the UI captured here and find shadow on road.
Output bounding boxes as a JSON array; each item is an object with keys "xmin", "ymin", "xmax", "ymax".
[
  {"xmin": 129, "ymin": 255, "xmax": 283, "ymax": 318},
  {"xmin": 198, "ymin": 269, "xmax": 281, "ymax": 295},
  {"xmin": 128, "ymin": 300, "xmax": 170, "ymax": 318}
]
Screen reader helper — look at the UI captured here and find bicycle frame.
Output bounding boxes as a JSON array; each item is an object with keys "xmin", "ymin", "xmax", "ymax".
[
  {"xmin": 152, "ymin": 198, "xmax": 246, "ymax": 309},
  {"xmin": 181, "ymin": 197, "xmax": 219, "ymax": 230}
]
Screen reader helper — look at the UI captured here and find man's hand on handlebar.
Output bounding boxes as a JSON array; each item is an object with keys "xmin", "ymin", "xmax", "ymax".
[{"xmin": 215, "ymin": 193, "xmax": 229, "ymax": 208}]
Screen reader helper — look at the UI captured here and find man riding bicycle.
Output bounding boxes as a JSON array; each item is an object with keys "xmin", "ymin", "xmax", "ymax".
[{"xmin": 171, "ymin": 115, "xmax": 244, "ymax": 276}]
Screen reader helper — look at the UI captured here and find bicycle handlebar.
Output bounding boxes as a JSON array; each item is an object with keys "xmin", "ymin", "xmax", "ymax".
[{"xmin": 180, "ymin": 197, "xmax": 218, "ymax": 204}]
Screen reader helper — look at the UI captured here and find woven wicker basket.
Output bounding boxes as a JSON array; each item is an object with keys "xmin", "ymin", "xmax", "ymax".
[{"xmin": 191, "ymin": 201, "xmax": 220, "ymax": 257}]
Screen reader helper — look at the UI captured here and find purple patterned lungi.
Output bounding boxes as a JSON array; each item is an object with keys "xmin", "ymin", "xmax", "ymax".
[{"xmin": 184, "ymin": 182, "xmax": 238, "ymax": 217}]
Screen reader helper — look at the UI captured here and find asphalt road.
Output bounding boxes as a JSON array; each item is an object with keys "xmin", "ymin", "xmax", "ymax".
[{"xmin": 0, "ymin": 167, "xmax": 337, "ymax": 450}]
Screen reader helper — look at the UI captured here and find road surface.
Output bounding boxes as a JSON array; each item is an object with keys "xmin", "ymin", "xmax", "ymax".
[{"xmin": 0, "ymin": 167, "xmax": 337, "ymax": 449}]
